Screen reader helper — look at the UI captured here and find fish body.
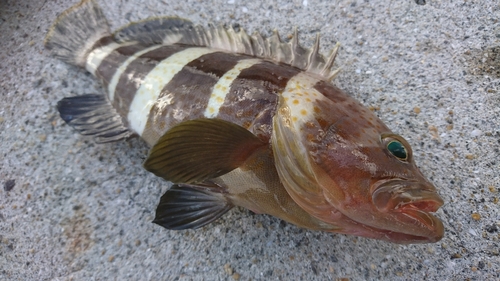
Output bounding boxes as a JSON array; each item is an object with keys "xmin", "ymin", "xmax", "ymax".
[{"xmin": 46, "ymin": 0, "xmax": 444, "ymax": 243}]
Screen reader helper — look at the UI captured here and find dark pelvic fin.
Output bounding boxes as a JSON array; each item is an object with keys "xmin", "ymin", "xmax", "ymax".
[
  {"xmin": 153, "ymin": 182, "xmax": 233, "ymax": 230},
  {"xmin": 114, "ymin": 17, "xmax": 196, "ymax": 45},
  {"xmin": 44, "ymin": 0, "xmax": 110, "ymax": 67},
  {"xmin": 57, "ymin": 94, "xmax": 132, "ymax": 143},
  {"xmin": 143, "ymin": 118, "xmax": 266, "ymax": 184}
]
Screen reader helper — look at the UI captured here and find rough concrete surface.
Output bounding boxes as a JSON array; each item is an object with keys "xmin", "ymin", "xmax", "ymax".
[{"xmin": 1, "ymin": 0, "xmax": 499, "ymax": 280}]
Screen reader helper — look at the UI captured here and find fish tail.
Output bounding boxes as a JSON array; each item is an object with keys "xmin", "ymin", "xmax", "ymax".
[{"xmin": 44, "ymin": 0, "xmax": 110, "ymax": 67}]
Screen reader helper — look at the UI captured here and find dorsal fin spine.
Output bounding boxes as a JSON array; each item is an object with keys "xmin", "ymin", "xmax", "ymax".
[
  {"xmin": 238, "ymin": 28, "xmax": 253, "ymax": 55},
  {"xmin": 269, "ymin": 30, "xmax": 281, "ymax": 61},
  {"xmin": 307, "ymin": 33, "xmax": 321, "ymax": 72},
  {"xmin": 252, "ymin": 31, "xmax": 266, "ymax": 57},
  {"xmin": 226, "ymin": 27, "xmax": 236, "ymax": 52},
  {"xmin": 327, "ymin": 67, "xmax": 342, "ymax": 82},
  {"xmin": 322, "ymin": 42, "xmax": 341, "ymax": 80},
  {"xmin": 217, "ymin": 25, "xmax": 231, "ymax": 51},
  {"xmin": 290, "ymin": 27, "xmax": 300, "ymax": 68}
]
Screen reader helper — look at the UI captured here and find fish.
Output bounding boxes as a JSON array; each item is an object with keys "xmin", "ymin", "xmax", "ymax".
[{"xmin": 45, "ymin": 0, "xmax": 444, "ymax": 244}]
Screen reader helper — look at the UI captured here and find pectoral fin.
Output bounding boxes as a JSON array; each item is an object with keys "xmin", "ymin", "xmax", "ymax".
[
  {"xmin": 144, "ymin": 118, "xmax": 266, "ymax": 183},
  {"xmin": 153, "ymin": 182, "xmax": 233, "ymax": 230}
]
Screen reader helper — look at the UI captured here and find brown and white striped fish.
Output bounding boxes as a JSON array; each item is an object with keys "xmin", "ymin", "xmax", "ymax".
[{"xmin": 45, "ymin": 0, "xmax": 445, "ymax": 244}]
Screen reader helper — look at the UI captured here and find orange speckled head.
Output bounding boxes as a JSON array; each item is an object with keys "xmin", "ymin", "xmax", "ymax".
[{"xmin": 272, "ymin": 76, "xmax": 444, "ymax": 244}]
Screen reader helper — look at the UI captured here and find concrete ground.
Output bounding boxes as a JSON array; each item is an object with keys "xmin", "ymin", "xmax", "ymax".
[{"xmin": 1, "ymin": 0, "xmax": 499, "ymax": 280}]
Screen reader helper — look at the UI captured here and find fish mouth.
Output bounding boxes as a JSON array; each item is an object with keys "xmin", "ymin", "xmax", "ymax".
[{"xmin": 371, "ymin": 179, "xmax": 444, "ymax": 242}]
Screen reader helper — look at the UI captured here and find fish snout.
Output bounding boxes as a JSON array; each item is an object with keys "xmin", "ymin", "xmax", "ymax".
[
  {"xmin": 371, "ymin": 179, "xmax": 444, "ymax": 242},
  {"xmin": 372, "ymin": 179, "xmax": 443, "ymax": 213}
]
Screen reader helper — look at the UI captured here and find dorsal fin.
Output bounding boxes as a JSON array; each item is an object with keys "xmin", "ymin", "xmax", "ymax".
[{"xmin": 113, "ymin": 17, "xmax": 341, "ymax": 81}]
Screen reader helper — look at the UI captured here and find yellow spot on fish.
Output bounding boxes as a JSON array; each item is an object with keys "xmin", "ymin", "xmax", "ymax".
[
  {"xmin": 292, "ymin": 116, "xmax": 298, "ymax": 122},
  {"xmin": 208, "ymin": 107, "xmax": 215, "ymax": 113},
  {"xmin": 306, "ymin": 98, "xmax": 311, "ymax": 102},
  {"xmin": 313, "ymin": 106, "xmax": 321, "ymax": 113},
  {"xmin": 216, "ymin": 97, "xmax": 224, "ymax": 103},
  {"xmin": 300, "ymin": 109, "xmax": 307, "ymax": 115},
  {"xmin": 293, "ymin": 99, "xmax": 299, "ymax": 105}
]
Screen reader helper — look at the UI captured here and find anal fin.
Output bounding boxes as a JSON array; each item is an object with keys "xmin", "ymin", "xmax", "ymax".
[
  {"xmin": 57, "ymin": 94, "xmax": 132, "ymax": 143},
  {"xmin": 154, "ymin": 182, "xmax": 233, "ymax": 230}
]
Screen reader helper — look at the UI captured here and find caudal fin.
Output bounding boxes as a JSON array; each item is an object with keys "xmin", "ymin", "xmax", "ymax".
[{"xmin": 44, "ymin": 0, "xmax": 110, "ymax": 67}]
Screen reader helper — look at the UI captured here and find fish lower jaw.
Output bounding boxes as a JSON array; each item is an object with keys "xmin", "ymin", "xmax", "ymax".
[
  {"xmin": 329, "ymin": 219, "xmax": 443, "ymax": 244},
  {"xmin": 397, "ymin": 207, "xmax": 444, "ymax": 238},
  {"xmin": 317, "ymin": 205, "xmax": 444, "ymax": 244},
  {"xmin": 346, "ymin": 216, "xmax": 444, "ymax": 244}
]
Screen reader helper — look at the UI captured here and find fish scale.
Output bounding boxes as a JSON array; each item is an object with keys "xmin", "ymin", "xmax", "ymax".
[{"xmin": 46, "ymin": 0, "xmax": 445, "ymax": 244}]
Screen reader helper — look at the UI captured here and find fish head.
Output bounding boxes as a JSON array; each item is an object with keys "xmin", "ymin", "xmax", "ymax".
[{"xmin": 272, "ymin": 78, "xmax": 444, "ymax": 243}]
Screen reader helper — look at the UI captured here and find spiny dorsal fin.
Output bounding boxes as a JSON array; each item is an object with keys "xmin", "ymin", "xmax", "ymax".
[{"xmin": 113, "ymin": 17, "xmax": 342, "ymax": 81}]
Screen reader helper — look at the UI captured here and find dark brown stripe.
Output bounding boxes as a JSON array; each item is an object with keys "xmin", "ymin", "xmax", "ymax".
[
  {"xmin": 218, "ymin": 61, "xmax": 301, "ymax": 139},
  {"xmin": 141, "ymin": 51, "xmax": 244, "ymax": 145},
  {"xmin": 112, "ymin": 45, "xmax": 190, "ymax": 119},
  {"xmin": 94, "ymin": 43, "xmax": 146, "ymax": 87},
  {"xmin": 90, "ymin": 36, "xmax": 114, "ymax": 51},
  {"xmin": 313, "ymin": 80, "xmax": 348, "ymax": 103},
  {"xmin": 185, "ymin": 51, "xmax": 243, "ymax": 77}
]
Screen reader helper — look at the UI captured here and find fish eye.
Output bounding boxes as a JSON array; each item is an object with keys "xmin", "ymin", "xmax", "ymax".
[
  {"xmin": 387, "ymin": 140, "xmax": 408, "ymax": 160},
  {"xmin": 381, "ymin": 134, "xmax": 412, "ymax": 161}
]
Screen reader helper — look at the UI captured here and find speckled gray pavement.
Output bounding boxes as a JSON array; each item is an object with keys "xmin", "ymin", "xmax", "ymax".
[{"xmin": 1, "ymin": 0, "xmax": 499, "ymax": 280}]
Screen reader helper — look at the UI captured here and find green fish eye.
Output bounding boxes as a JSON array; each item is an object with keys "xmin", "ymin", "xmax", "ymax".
[{"xmin": 387, "ymin": 140, "xmax": 408, "ymax": 160}]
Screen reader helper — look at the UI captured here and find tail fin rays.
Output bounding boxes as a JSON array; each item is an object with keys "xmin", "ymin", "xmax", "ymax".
[{"xmin": 44, "ymin": 0, "xmax": 110, "ymax": 67}]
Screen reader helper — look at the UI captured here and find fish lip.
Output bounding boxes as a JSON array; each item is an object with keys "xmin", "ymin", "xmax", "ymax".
[
  {"xmin": 371, "ymin": 178, "xmax": 444, "ymax": 241},
  {"xmin": 371, "ymin": 179, "xmax": 444, "ymax": 213}
]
